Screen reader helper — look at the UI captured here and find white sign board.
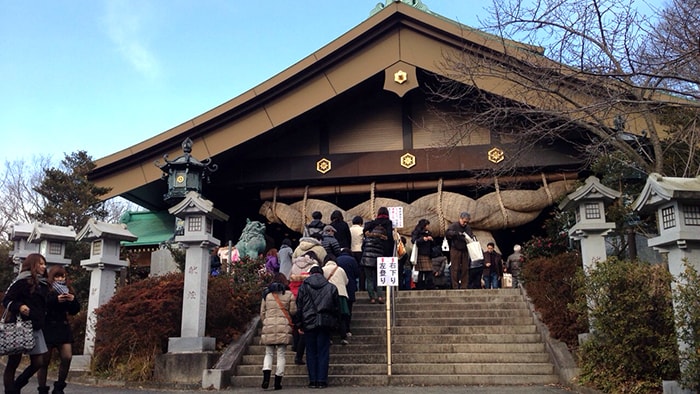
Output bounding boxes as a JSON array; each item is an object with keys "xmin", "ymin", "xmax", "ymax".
[
  {"xmin": 388, "ymin": 206, "xmax": 404, "ymax": 229},
  {"xmin": 377, "ymin": 257, "xmax": 399, "ymax": 287}
]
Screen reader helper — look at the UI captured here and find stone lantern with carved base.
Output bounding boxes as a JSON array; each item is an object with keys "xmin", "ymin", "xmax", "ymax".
[
  {"xmin": 633, "ymin": 173, "xmax": 700, "ymax": 394},
  {"xmin": 152, "ymin": 191, "xmax": 228, "ymax": 385},
  {"xmin": 166, "ymin": 191, "xmax": 229, "ymax": 352},
  {"xmin": 71, "ymin": 219, "xmax": 137, "ymax": 370}
]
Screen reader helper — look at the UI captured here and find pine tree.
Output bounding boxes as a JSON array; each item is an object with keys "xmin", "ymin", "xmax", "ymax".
[{"xmin": 31, "ymin": 151, "xmax": 111, "ymax": 230}]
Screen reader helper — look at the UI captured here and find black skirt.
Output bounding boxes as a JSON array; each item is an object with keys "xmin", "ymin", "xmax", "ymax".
[{"xmin": 42, "ymin": 319, "xmax": 74, "ymax": 346}]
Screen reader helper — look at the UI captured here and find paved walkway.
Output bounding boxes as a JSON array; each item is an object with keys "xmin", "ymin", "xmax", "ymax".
[{"xmin": 10, "ymin": 374, "xmax": 580, "ymax": 393}]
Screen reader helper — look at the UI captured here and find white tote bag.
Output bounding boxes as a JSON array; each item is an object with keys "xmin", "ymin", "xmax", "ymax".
[
  {"xmin": 466, "ymin": 241, "xmax": 484, "ymax": 261},
  {"xmin": 409, "ymin": 243, "xmax": 418, "ymax": 264},
  {"xmin": 463, "ymin": 233, "xmax": 483, "ymax": 261}
]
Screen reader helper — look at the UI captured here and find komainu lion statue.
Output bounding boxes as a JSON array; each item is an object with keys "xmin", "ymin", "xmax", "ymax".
[{"xmin": 235, "ymin": 218, "xmax": 266, "ymax": 259}]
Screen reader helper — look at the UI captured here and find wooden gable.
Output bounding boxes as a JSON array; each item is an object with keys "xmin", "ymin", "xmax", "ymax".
[
  {"xmin": 89, "ymin": 3, "xmax": 573, "ymax": 210},
  {"xmin": 87, "ymin": 3, "xmax": 592, "ymax": 249}
]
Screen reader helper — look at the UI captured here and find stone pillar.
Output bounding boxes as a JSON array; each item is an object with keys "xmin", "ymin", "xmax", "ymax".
[
  {"xmin": 632, "ymin": 173, "xmax": 700, "ymax": 394},
  {"xmin": 167, "ymin": 191, "xmax": 229, "ymax": 353},
  {"xmin": 82, "ymin": 266, "xmax": 119, "ymax": 355},
  {"xmin": 179, "ymin": 242, "xmax": 212, "ymax": 339},
  {"xmin": 73, "ymin": 219, "xmax": 137, "ymax": 369}
]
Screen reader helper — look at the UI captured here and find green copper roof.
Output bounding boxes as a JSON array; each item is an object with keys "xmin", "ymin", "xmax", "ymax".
[{"xmin": 119, "ymin": 211, "xmax": 175, "ymax": 246}]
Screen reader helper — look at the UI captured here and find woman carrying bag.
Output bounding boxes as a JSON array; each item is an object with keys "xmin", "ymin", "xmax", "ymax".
[
  {"xmin": 260, "ymin": 273, "xmax": 297, "ymax": 390},
  {"xmin": 410, "ymin": 219, "xmax": 435, "ymax": 290},
  {"xmin": 2, "ymin": 253, "xmax": 50, "ymax": 394}
]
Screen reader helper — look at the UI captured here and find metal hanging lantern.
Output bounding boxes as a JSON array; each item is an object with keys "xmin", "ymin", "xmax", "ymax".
[{"xmin": 155, "ymin": 137, "xmax": 218, "ymax": 204}]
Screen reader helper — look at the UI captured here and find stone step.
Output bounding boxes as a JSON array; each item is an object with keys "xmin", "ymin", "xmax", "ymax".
[
  {"xmin": 393, "ymin": 333, "xmax": 544, "ymax": 344},
  {"xmin": 236, "ymin": 361, "xmax": 554, "ymax": 376},
  {"xmin": 241, "ymin": 352, "xmax": 387, "ymax": 365},
  {"xmin": 244, "ymin": 343, "xmax": 389, "ymax": 356},
  {"xmin": 391, "ymin": 342, "xmax": 547, "ymax": 353},
  {"xmin": 232, "ymin": 373, "xmax": 559, "ymax": 388},
  {"xmin": 340, "ymin": 324, "xmax": 538, "ymax": 336},
  {"xmin": 391, "ymin": 324, "xmax": 538, "ymax": 335},
  {"xmin": 240, "ymin": 351, "xmax": 549, "ymax": 365},
  {"xmin": 243, "ymin": 342, "xmax": 549, "ymax": 364},
  {"xmin": 231, "ymin": 374, "xmax": 389, "ymax": 388},
  {"xmin": 392, "ymin": 302, "xmax": 529, "ymax": 311},
  {"xmin": 395, "ymin": 316, "xmax": 535, "ymax": 326},
  {"xmin": 231, "ymin": 288, "xmax": 558, "ymax": 388},
  {"xmin": 390, "ymin": 362, "xmax": 555, "ymax": 375},
  {"xmin": 391, "ymin": 352, "xmax": 551, "ymax": 364},
  {"xmin": 388, "ymin": 374, "xmax": 560, "ymax": 386},
  {"xmin": 394, "ymin": 309, "xmax": 533, "ymax": 318},
  {"xmin": 236, "ymin": 363, "xmax": 387, "ymax": 376}
]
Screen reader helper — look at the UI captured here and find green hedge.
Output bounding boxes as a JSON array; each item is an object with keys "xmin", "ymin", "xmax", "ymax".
[{"xmin": 576, "ymin": 258, "xmax": 679, "ymax": 393}]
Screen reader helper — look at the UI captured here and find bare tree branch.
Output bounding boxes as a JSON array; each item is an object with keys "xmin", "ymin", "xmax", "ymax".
[{"xmin": 426, "ymin": 0, "xmax": 699, "ymax": 178}]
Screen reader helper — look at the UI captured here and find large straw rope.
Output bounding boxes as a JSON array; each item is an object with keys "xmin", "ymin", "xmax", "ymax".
[{"xmin": 260, "ymin": 179, "xmax": 576, "ymax": 238}]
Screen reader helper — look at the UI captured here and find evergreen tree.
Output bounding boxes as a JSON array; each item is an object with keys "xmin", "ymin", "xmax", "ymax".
[{"xmin": 31, "ymin": 151, "xmax": 111, "ymax": 230}]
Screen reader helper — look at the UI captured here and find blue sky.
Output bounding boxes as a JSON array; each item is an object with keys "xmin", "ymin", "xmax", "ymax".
[{"xmin": 0, "ymin": 0, "xmax": 663, "ymax": 164}]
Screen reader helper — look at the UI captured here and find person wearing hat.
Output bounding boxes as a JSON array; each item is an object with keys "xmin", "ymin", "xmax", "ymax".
[
  {"xmin": 445, "ymin": 212, "xmax": 478, "ymax": 289},
  {"xmin": 321, "ymin": 225, "xmax": 342, "ymax": 258}
]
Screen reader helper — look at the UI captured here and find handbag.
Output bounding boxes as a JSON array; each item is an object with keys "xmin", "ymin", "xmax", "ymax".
[
  {"xmin": 396, "ymin": 238, "xmax": 406, "ymax": 258},
  {"xmin": 466, "ymin": 241, "xmax": 484, "ymax": 261},
  {"xmin": 441, "ymin": 237, "xmax": 450, "ymax": 252},
  {"xmin": 502, "ymin": 273, "xmax": 513, "ymax": 288},
  {"xmin": 0, "ymin": 303, "xmax": 35, "ymax": 356},
  {"xmin": 463, "ymin": 233, "xmax": 484, "ymax": 261},
  {"xmin": 409, "ymin": 243, "xmax": 418, "ymax": 264}
]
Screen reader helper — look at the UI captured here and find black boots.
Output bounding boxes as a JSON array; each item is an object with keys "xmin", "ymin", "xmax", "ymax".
[
  {"xmin": 274, "ymin": 375, "xmax": 282, "ymax": 390},
  {"xmin": 261, "ymin": 369, "xmax": 271, "ymax": 389},
  {"xmin": 13, "ymin": 368, "xmax": 33, "ymax": 391},
  {"xmin": 52, "ymin": 381, "xmax": 67, "ymax": 394},
  {"xmin": 37, "ymin": 386, "xmax": 50, "ymax": 394}
]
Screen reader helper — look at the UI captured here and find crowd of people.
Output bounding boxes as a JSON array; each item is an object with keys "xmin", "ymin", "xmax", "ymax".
[
  {"xmin": 1, "ymin": 209, "xmax": 525, "ymax": 392},
  {"xmin": 258, "ymin": 207, "xmax": 525, "ymax": 389}
]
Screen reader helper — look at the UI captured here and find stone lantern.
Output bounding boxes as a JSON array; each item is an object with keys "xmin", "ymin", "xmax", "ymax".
[
  {"xmin": 559, "ymin": 176, "xmax": 621, "ymax": 271},
  {"xmin": 75, "ymin": 218, "xmax": 137, "ymax": 361},
  {"xmin": 167, "ymin": 191, "xmax": 228, "ymax": 352},
  {"xmin": 9, "ymin": 223, "xmax": 39, "ymax": 267},
  {"xmin": 26, "ymin": 222, "xmax": 77, "ymax": 269},
  {"xmin": 632, "ymin": 173, "xmax": 700, "ymax": 394},
  {"xmin": 155, "ymin": 137, "xmax": 218, "ymax": 204},
  {"xmin": 154, "ymin": 191, "xmax": 228, "ymax": 385}
]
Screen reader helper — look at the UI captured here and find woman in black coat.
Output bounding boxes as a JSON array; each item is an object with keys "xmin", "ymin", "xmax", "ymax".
[
  {"xmin": 411, "ymin": 219, "xmax": 435, "ymax": 290},
  {"xmin": 2, "ymin": 253, "xmax": 50, "ymax": 394},
  {"xmin": 36, "ymin": 266, "xmax": 80, "ymax": 394}
]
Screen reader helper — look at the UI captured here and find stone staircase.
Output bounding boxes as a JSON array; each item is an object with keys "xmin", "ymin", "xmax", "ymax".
[{"xmin": 231, "ymin": 288, "xmax": 560, "ymax": 388}]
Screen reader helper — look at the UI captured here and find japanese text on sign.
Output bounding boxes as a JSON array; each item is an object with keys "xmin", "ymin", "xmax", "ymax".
[
  {"xmin": 377, "ymin": 257, "xmax": 399, "ymax": 287},
  {"xmin": 388, "ymin": 206, "xmax": 404, "ymax": 229}
]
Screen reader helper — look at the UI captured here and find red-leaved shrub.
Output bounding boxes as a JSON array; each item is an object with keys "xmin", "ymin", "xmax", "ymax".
[
  {"xmin": 521, "ymin": 251, "xmax": 588, "ymax": 349},
  {"xmin": 92, "ymin": 259, "xmax": 264, "ymax": 381}
]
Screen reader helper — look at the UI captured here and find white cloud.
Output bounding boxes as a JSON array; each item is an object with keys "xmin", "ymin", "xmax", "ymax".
[{"xmin": 103, "ymin": 0, "xmax": 161, "ymax": 79}]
